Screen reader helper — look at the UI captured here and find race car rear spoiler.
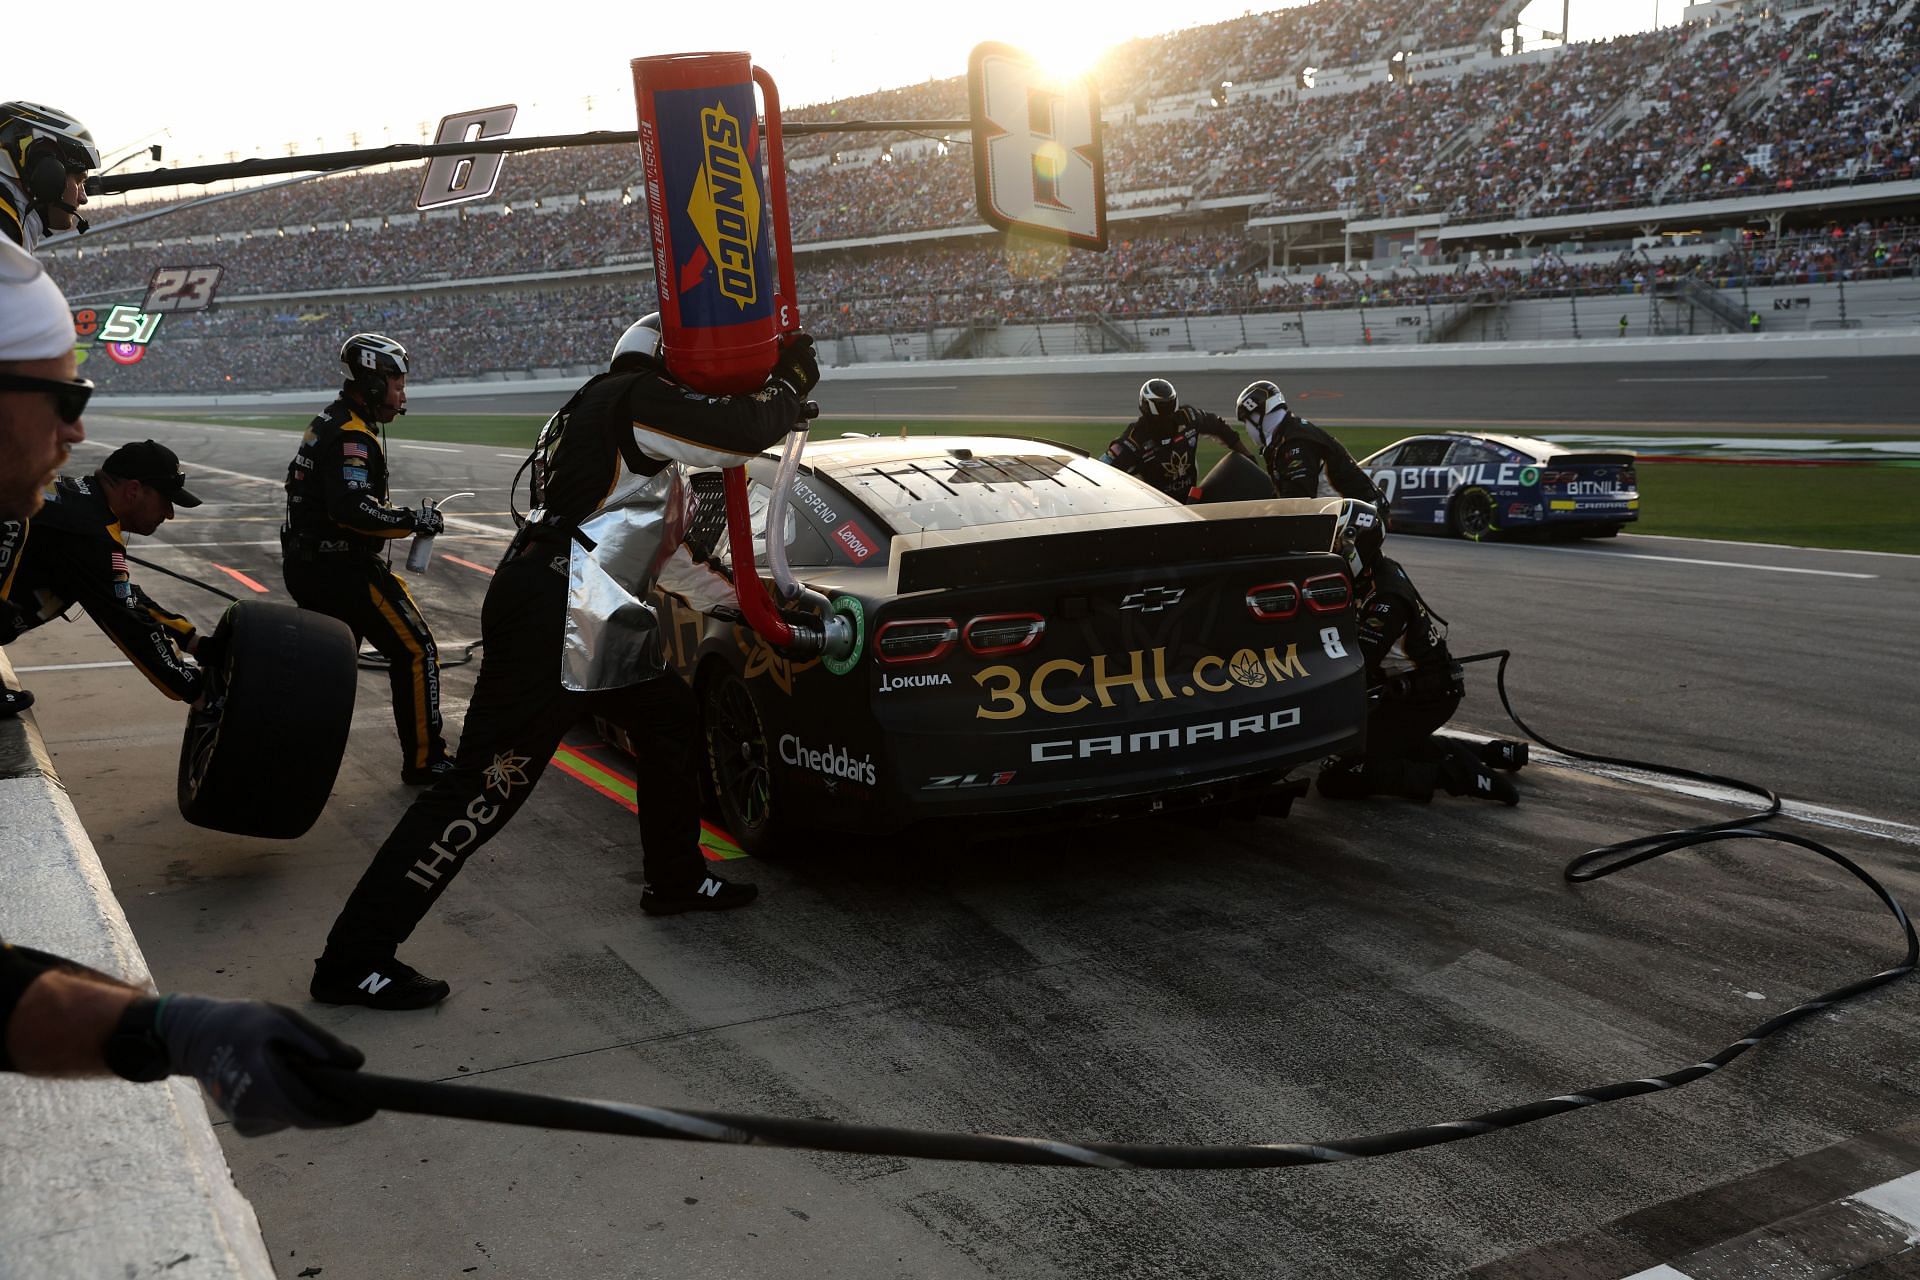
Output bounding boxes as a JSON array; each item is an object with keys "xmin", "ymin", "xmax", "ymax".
[
  {"xmin": 889, "ymin": 499, "xmax": 1342, "ymax": 595},
  {"xmin": 1546, "ymin": 452, "xmax": 1637, "ymax": 465}
]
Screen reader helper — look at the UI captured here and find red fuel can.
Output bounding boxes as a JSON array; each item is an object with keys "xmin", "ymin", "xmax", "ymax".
[{"xmin": 632, "ymin": 51, "xmax": 797, "ymax": 394}]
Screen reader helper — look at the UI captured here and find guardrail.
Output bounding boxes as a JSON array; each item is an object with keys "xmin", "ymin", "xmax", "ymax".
[{"xmin": 0, "ymin": 648, "xmax": 273, "ymax": 1278}]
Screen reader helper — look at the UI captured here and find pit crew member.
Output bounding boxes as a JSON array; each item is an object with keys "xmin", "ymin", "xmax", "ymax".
[
  {"xmin": 1236, "ymin": 380, "xmax": 1386, "ymax": 508},
  {"xmin": 1101, "ymin": 377, "xmax": 1256, "ymax": 501},
  {"xmin": 1315, "ymin": 506, "xmax": 1521, "ymax": 804},
  {"xmin": 0, "ymin": 102, "xmax": 96, "ymax": 252},
  {"xmin": 281, "ymin": 333, "xmax": 450, "ymax": 784},
  {"xmin": 308, "ymin": 317, "xmax": 819, "ymax": 1010},
  {"xmin": 1, "ymin": 439, "xmax": 207, "ymax": 706}
]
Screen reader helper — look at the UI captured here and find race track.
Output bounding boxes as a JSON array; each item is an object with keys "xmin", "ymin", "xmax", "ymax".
[
  {"xmin": 424, "ymin": 355, "xmax": 1920, "ymax": 431},
  {"xmin": 10, "ymin": 410, "xmax": 1918, "ymax": 1279}
]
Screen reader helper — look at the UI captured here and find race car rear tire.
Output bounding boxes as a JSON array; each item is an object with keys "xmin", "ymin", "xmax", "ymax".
[
  {"xmin": 703, "ymin": 670, "xmax": 787, "ymax": 858},
  {"xmin": 1194, "ymin": 452, "xmax": 1277, "ymax": 503},
  {"xmin": 178, "ymin": 602, "xmax": 358, "ymax": 839},
  {"xmin": 1447, "ymin": 487, "xmax": 1496, "ymax": 541}
]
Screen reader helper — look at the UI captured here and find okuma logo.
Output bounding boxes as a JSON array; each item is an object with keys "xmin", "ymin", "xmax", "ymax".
[
  {"xmin": 685, "ymin": 102, "xmax": 761, "ymax": 309},
  {"xmin": 880, "ymin": 672, "xmax": 952, "ymax": 693}
]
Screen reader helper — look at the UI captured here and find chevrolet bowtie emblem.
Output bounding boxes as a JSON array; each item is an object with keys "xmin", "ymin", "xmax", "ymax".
[{"xmin": 1121, "ymin": 586, "xmax": 1185, "ymax": 613}]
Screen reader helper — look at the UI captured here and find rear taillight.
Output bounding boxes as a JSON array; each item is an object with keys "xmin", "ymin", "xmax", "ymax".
[
  {"xmin": 876, "ymin": 618, "xmax": 958, "ymax": 664},
  {"xmin": 1303, "ymin": 574, "xmax": 1351, "ymax": 611},
  {"xmin": 963, "ymin": 613, "xmax": 1046, "ymax": 656},
  {"xmin": 1245, "ymin": 582, "xmax": 1300, "ymax": 620}
]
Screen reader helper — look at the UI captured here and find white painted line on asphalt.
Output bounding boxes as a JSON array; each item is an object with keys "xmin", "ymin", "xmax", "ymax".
[
  {"xmin": 1619, "ymin": 1267, "xmax": 1695, "ymax": 1280},
  {"xmin": 396, "ymin": 443, "xmax": 463, "ymax": 453},
  {"xmin": 1617, "ymin": 376, "xmax": 1828, "ymax": 383},
  {"xmin": 1853, "ymin": 1171, "xmax": 1920, "ymax": 1233},
  {"xmin": 14, "ymin": 661, "xmax": 135, "ymax": 673},
  {"xmin": 1440, "ymin": 729, "xmax": 1920, "ymax": 848},
  {"xmin": 872, "ymin": 385, "xmax": 960, "ymax": 391},
  {"xmin": 495, "ymin": 452, "xmax": 526, "ymax": 459},
  {"xmin": 1518, "ymin": 545, "xmax": 1876, "ymax": 579},
  {"xmin": 1621, "ymin": 534, "xmax": 1920, "ymax": 561}
]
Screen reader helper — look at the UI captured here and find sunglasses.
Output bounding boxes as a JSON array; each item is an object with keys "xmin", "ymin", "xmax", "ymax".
[{"xmin": 0, "ymin": 373, "xmax": 94, "ymax": 424}]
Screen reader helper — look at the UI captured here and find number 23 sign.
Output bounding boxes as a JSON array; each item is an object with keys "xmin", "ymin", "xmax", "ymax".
[{"xmin": 142, "ymin": 264, "xmax": 225, "ymax": 314}]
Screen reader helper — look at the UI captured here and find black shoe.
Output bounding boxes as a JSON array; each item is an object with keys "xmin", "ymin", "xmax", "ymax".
[
  {"xmin": 1440, "ymin": 743, "xmax": 1519, "ymax": 806},
  {"xmin": 1479, "ymin": 739, "xmax": 1528, "ymax": 772},
  {"xmin": 401, "ymin": 758, "xmax": 457, "ymax": 786},
  {"xmin": 310, "ymin": 955, "xmax": 451, "ymax": 1009},
  {"xmin": 640, "ymin": 874, "xmax": 759, "ymax": 917},
  {"xmin": 1, "ymin": 688, "xmax": 33, "ymax": 718}
]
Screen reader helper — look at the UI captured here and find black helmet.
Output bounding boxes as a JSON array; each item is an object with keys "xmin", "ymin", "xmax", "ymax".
[
  {"xmin": 1138, "ymin": 377, "xmax": 1177, "ymax": 418},
  {"xmin": 610, "ymin": 313, "xmax": 664, "ymax": 371},
  {"xmin": 340, "ymin": 332, "xmax": 409, "ymax": 403}
]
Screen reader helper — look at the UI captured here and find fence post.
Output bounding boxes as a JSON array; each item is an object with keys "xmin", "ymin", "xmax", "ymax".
[
  {"xmin": 1298, "ymin": 307, "xmax": 1308, "ymax": 348},
  {"xmin": 1837, "ymin": 280, "xmax": 1848, "ymax": 327},
  {"xmin": 1570, "ymin": 287, "xmax": 1581, "ymax": 340}
]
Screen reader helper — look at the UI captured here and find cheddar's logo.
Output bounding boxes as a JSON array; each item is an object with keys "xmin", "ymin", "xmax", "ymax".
[{"xmin": 687, "ymin": 103, "xmax": 761, "ymax": 310}]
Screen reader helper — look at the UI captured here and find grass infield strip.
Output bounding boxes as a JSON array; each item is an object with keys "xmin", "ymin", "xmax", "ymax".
[{"xmin": 129, "ymin": 412, "xmax": 1919, "ymax": 554}]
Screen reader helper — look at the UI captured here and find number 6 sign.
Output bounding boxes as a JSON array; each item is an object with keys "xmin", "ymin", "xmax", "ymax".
[{"xmin": 143, "ymin": 265, "xmax": 225, "ymax": 314}]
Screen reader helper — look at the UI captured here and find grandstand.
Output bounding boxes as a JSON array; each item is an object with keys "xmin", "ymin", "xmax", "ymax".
[{"xmin": 41, "ymin": 0, "xmax": 1920, "ymax": 392}]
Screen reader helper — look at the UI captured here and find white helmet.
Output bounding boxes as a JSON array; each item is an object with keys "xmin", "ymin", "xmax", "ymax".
[
  {"xmin": 1235, "ymin": 379, "xmax": 1288, "ymax": 446},
  {"xmin": 611, "ymin": 313, "xmax": 664, "ymax": 369},
  {"xmin": 1, "ymin": 102, "xmax": 100, "ymax": 235}
]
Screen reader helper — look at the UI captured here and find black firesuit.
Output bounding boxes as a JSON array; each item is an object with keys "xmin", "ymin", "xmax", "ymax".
[
  {"xmin": 0, "ymin": 476, "xmax": 202, "ymax": 701},
  {"xmin": 281, "ymin": 394, "xmax": 445, "ymax": 774},
  {"xmin": 318, "ymin": 370, "xmax": 805, "ymax": 965},
  {"xmin": 1317, "ymin": 556, "xmax": 1515, "ymax": 803},
  {"xmin": 1260, "ymin": 411, "xmax": 1387, "ymax": 507},
  {"xmin": 1101, "ymin": 408, "xmax": 1249, "ymax": 501}
]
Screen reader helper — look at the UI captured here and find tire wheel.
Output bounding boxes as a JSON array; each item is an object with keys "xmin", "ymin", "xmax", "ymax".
[
  {"xmin": 1447, "ymin": 487, "xmax": 1497, "ymax": 541},
  {"xmin": 702, "ymin": 671, "xmax": 786, "ymax": 858},
  {"xmin": 178, "ymin": 602, "xmax": 358, "ymax": 839}
]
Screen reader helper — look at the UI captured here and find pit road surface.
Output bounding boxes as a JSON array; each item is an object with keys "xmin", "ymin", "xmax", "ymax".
[{"xmin": 11, "ymin": 412, "xmax": 1919, "ymax": 1279}]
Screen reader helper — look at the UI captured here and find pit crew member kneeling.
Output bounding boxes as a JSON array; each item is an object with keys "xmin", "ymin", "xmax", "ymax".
[
  {"xmin": 309, "ymin": 317, "xmax": 820, "ymax": 1010},
  {"xmin": 1316, "ymin": 507, "xmax": 1523, "ymax": 805}
]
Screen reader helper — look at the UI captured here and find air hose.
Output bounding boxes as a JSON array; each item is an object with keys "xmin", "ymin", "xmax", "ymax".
[{"xmin": 296, "ymin": 652, "xmax": 1914, "ymax": 1168}]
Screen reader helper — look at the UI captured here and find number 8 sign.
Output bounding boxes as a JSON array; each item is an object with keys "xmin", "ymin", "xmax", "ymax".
[{"xmin": 143, "ymin": 265, "xmax": 225, "ymax": 314}]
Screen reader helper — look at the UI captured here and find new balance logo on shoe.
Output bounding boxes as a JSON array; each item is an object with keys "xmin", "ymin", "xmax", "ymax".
[
  {"xmin": 1477, "ymin": 776, "xmax": 1492, "ymax": 792},
  {"xmin": 698, "ymin": 878, "xmax": 722, "ymax": 898},
  {"xmin": 359, "ymin": 972, "xmax": 393, "ymax": 994}
]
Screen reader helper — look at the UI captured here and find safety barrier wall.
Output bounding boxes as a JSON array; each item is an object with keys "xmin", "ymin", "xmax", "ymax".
[{"xmin": 0, "ymin": 648, "xmax": 274, "ymax": 1278}]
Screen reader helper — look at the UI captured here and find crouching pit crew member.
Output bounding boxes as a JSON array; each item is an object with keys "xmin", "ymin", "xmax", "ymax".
[
  {"xmin": 308, "ymin": 316, "xmax": 821, "ymax": 1010},
  {"xmin": 1236, "ymin": 380, "xmax": 1386, "ymax": 508},
  {"xmin": 1101, "ymin": 377, "xmax": 1255, "ymax": 502},
  {"xmin": 1316, "ymin": 505, "xmax": 1523, "ymax": 805},
  {"xmin": 1, "ymin": 934, "xmax": 371, "ymax": 1136},
  {"xmin": 0, "ymin": 437, "xmax": 208, "ymax": 707},
  {"xmin": 282, "ymin": 333, "xmax": 450, "ymax": 784}
]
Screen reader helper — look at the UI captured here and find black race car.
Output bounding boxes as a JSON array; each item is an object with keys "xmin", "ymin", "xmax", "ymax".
[{"xmin": 605, "ymin": 436, "xmax": 1368, "ymax": 854}]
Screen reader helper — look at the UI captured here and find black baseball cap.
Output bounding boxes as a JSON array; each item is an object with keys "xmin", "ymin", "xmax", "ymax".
[{"xmin": 100, "ymin": 440, "xmax": 203, "ymax": 507}]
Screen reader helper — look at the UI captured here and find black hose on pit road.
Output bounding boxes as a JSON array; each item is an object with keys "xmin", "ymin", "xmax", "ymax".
[{"xmin": 298, "ymin": 651, "xmax": 1916, "ymax": 1169}]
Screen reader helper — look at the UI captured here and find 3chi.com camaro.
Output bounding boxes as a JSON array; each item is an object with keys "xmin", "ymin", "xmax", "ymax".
[{"xmin": 602, "ymin": 436, "xmax": 1371, "ymax": 855}]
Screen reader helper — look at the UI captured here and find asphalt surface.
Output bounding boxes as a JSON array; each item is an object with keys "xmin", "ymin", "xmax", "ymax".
[
  {"xmin": 422, "ymin": 356, "xmax": 1920, "ymax": 432},
  {"xmin": 10, "ymin": 411, "xmax": 1919, "ymax": 1279}
]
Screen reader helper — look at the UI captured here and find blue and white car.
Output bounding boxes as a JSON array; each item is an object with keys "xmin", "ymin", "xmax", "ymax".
[{"xmin": 1357, "ymin": 433, "xmax": 1639, "ymax": 541}]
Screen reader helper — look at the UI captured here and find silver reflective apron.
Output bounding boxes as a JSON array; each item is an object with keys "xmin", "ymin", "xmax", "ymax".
[{"xmin": 547, "ymin": 461, "xmax": 690, "ymax": 692}]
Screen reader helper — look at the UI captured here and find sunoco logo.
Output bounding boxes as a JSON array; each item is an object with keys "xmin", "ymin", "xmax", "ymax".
[{"xmin": 688, "ymin": 103, "xmax": 760, "ymax": 309}]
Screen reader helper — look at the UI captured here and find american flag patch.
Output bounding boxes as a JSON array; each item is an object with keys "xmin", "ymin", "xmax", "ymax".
[
  {"xmin": 111, "ymin": 550, "xmax": 128, "ymax": 576},
  {"xmin": 342, "ymin": 441, "xmax": 370, "ymax": 459}
]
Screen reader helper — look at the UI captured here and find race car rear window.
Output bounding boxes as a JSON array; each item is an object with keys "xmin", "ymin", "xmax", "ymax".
[
  {"xmin": 832, "ymin": 454, "xmax": 1173, "ymax": 533},
  {"xmin": 1396, "ymin": 440, "xmax": 1451, "ymax": 467}
]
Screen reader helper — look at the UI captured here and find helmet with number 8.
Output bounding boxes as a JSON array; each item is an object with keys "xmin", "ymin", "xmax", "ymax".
[{"xmin": 340, "ymin": 332, "xmax": 408, "ymax": 402}]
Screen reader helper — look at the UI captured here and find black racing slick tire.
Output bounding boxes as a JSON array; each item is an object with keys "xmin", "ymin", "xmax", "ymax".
[
  {"xmin": 702, "ymin": 670, "xmax": 787, "ymax": 858},
  {"xmin": 1194, "ymin": 452, "xmax": 1277, "ymax": 503},
  {"xmin": 1447, "ymin": 486, "xmax": 1497, "ymax": 541},
  {"xmin": 178, "ymin": 603, "xmax": 358, "ymax": 839}
]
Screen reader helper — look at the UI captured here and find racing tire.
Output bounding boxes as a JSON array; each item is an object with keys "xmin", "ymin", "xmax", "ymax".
[
  {"xmin": 178, "ymin": 602, "xmax": 358, "ymax": 839},
  {"xmin": 1447, "ymin": 486, "xmax": 1497, "ymax": 541},
  {"xmin": 1194, "ymin": 452, "xmax": 1277, "ymax": 503},
  {"xmin": 702, "ymin": 670, "xmax": 787, "ymax": 859}
]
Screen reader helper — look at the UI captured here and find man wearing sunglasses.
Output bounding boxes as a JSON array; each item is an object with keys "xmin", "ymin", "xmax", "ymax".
[{"xmin": 0, "ymin": 236, "xmax": 89, "ymax": 717}]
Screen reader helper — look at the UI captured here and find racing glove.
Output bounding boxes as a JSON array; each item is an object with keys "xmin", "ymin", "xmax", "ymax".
[
  {"xmin": 771, "ymin": 333, "xmax": 820, "ymax": 398},
  {"xmin": 413, "ymin": 505, "xmax": 446, "ymax": 537},
  {"xmin": 157, "ymin": 995, "xmax": 375, "ymax": 1136}
]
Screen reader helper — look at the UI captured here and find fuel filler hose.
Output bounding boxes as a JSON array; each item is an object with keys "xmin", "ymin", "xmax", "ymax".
[{"xmin": 286, "ymin": 654, "xmax": 1912, "ymax": 1168}]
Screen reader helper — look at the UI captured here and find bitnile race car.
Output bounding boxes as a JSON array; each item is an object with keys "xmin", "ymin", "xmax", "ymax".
[
  {"xmin": 1357, "ymin": 432, "xmax": 1638, "ymax": 541},
  {"xmin": 603, "ymin": 436, "xmax": 1369, "ymax": 855}
]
